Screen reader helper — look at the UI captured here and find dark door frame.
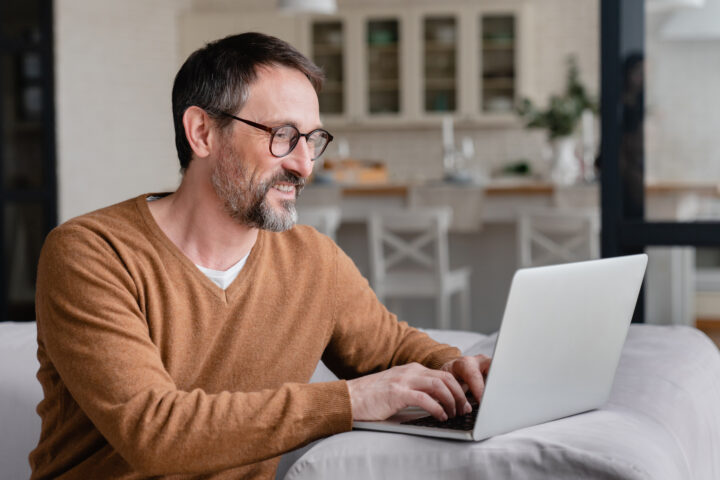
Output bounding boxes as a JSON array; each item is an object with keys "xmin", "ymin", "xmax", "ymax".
[
  {"xmin": 600, "ymin": 0, "xmax": 720, "ymax": 323},
  {"xmin": 0, "ymin": 0, "xmax": 57, "ymax": 321}
]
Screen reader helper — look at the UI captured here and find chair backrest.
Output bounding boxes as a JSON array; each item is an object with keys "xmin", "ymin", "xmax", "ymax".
[
  {"xmin": 297, "ymin": 206, "xmax": 342, "ymax": 241},
  {"xmin": 408, "ymin": 184, "xmax": 484, "ymax": 232},
  {"xmin": 368, "ymin": 208, "xmax": 453, "ymax": 290},
  {"xmin": 517, "ymin": 207, "xmax": 600, "ymax": 268}
]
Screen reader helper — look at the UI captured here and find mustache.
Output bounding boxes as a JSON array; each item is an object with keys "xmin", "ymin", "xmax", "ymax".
[{"xmin": 265, "ymin": 170, "xmax": 306, "ymax": 192}]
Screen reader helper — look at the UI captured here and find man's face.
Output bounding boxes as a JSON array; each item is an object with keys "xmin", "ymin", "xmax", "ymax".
[{"xmin": 211, "ymin": 65, "xmax": 320, "ymax": 232}]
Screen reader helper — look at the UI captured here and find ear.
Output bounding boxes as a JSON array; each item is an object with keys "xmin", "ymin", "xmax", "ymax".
[{"xmin": 182, "ymin": 106, "xmax": 217, "ymax": 159}]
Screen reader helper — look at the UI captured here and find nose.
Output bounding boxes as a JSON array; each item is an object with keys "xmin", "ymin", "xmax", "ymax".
[{"xmin": 281, "ymin": 136, "xmax": 314, "ymax": 180}]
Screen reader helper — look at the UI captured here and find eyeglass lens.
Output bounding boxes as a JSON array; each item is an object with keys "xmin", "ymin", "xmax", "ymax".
[{"xmin": 271, "ymin": 126, "xmax": 330, "ymax": 160}]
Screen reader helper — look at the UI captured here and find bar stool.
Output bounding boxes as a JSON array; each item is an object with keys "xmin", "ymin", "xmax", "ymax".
[
  {"xmin": 516, "ymin": 207, "xmax": 600, "ymax": 268},
  {"xmin": 367, "ymin": 207, "xmax": 472, "ymax": 330},
  {"xmin": 297, "ymin": 206, "xmax": 342, "ymax": 241}
]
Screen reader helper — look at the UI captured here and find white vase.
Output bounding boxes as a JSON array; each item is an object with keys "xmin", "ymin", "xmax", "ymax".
[{"xmin": 550, "ymin": 136, "xmax": 580, "ymax": 185}]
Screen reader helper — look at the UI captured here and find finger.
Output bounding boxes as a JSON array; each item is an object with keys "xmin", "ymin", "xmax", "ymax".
[
  {"xmin": 409, "ymin": 376, "xmax": 457, "ymax": 417},
  {"xmin": 406, "ymin": 364, "xmax": 466, "ymax": 416},
  {"xmin": 454, "ymin": 357, "xmax": 488, "ymax": 403},
  {"xmin": 404, "ymin": 390, "xmax": 447, "ymax": 421},
  {"xmin": 430, "ymin": 369, "xmax": 471, "ymax": 415},
  {"xmin": 477, "ymin": 355, "xmax": 492, "ymax": 378}
]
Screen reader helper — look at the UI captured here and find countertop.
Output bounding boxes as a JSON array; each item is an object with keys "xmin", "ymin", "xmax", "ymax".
[{"xmin": 335, "ymin": 179, "xmax": 720, "ymax": 197}]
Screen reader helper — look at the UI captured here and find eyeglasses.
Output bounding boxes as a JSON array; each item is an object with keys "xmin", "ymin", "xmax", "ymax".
[{"xmin": 219, "ymin": 112, "xmax": 333, "ymax": 161}]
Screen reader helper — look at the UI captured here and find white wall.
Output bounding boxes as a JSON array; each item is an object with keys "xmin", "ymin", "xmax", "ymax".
[
  {"xmin": 55, "ymin": 0, "xmax": 191, "ymax": 222},
  {"xmin": 646, "ymin": 14, "xmax": 720, "ymax": 183}
]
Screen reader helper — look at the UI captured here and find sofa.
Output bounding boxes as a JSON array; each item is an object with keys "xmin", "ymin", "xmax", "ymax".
[{"xmin": 2, "ymin": 322, "xmax": 720, "ymax": 479}]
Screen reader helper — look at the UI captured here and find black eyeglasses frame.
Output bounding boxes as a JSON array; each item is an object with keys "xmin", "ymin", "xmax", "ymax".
[{"xmin": 219, "ymin": 112, "xmax": 333, "ymax": 161}]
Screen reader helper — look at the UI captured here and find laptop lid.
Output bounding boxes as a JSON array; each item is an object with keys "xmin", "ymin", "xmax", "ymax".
[{"xmin": 472, "ymin": 253, "xmax": 648, "ymax": 440}]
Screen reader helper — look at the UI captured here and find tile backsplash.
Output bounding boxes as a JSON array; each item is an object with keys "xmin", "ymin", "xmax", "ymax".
[{"xmin": 322, "ymin": 126, "xmax": 548, "ymax": 183}]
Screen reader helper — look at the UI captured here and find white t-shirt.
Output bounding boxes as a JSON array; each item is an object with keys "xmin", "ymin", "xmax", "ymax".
[
  {"xmin": 195, "ymin": 255, "xmax": 249, "ymax": 290},
  {"xmin": 147, "ymin": 195, "xmax": 249, "ymax": 290}
]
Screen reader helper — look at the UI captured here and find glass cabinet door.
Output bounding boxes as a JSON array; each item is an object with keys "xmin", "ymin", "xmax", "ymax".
[
  {"xmin": 423, "ymin": 16, "xmax": 457, "ymax": 113},
  {"xmin": 367, "ymin": 19, "xmax": 400, "ymax": 114},
  {"xmin": 480, "ymin": 15, "xmax": 516, "ymax": 114},
  {"xmin": 312, "ymin": 21, "xmax": 344, "ymax": 115}
]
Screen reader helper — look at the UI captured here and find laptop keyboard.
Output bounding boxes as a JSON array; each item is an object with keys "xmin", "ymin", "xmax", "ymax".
[{"xmin": 401, "ymin": 398, "xmax": 479, "ymax": 431}]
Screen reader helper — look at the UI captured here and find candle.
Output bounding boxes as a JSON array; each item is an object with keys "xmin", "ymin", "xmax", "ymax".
[
  {"xmin": 581, "ymin": 109, "xmax": 595, "ymax": 181},
  {"xmin": 442, "ymin": 115, "xmax": 455, "ymax": 151}
]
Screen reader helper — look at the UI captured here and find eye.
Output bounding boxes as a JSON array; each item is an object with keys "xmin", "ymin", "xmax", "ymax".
[
  {"xmin": 308, "ymin": 130, "xmax": 329, "ymax": 146},
  {"xmin": 274, "ymin": 126, "xmax": 296, "ymax": 141}
]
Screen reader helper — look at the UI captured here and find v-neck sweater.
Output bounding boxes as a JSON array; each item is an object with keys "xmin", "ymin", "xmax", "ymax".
[{"xmin": 30, "ymin": 194, "xmax": 461, "ymax": 479}]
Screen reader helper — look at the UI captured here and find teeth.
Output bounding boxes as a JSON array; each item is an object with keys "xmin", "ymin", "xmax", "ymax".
[{"xmin": 274, "ymin": 184, "xmax": 295, "ymax": 193}]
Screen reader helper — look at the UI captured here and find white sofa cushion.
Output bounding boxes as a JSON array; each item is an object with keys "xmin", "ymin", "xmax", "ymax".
[{"xmin": 0, "ymin": 322, "xmax": 42, "ymax": 480}]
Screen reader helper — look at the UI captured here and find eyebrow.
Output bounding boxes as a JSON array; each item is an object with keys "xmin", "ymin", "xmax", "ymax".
[{"xmin": 265, "ymin": 118, "xmax": 325, "ymax": 131}]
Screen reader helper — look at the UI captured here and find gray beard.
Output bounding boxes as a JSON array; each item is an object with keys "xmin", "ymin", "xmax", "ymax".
[{"xmin": 211, "ymin": 155, "xmax": 301, "ymax": 233}]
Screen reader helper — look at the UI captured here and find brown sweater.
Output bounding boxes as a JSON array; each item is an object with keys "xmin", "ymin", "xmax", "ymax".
[{"xmin": 30, "ymin": 194, "xmax": 461, "ymax": 479}]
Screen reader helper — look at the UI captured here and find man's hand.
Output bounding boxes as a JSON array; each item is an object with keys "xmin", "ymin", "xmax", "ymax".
[
  {"xmin": 346, "ymin": 360, "xmax": 484, "ymax": 422},
  {"xmin": 440, "ymin": 354, "xmax": 492, "ymax": 405}
]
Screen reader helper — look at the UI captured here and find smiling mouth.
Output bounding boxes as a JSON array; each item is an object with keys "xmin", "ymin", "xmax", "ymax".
[
  {"xmin": 266, "ymin": 170, "xmax": 306, "ymax": 199},
  {"xmin": 272, "ymin": 184, "xmax": 296, "ymax": 194}
]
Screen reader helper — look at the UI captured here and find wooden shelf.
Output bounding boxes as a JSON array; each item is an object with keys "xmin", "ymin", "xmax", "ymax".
[
  {"xmin": 335, "ymin": 180, "xmax": 720, "ymax": 199},
  {"xmin": 482, "ymin": 43, "xmax": 515, "ymax": 51},
  {"xmin": 425, "ymin": 77, "xmax": 456, "ymax": 89},
  {"xmin": 367, "ymin": 43, "xmax": 399, "ymax": 51},
  {"xmin": 368, "ymin": 79, "xmax": 400, "ymax": 91},
  {"xmin": 424, "ymin": 42, "xmax": 456, "ymax": 52},
  {"xmin": 313, "ymin": 45, "xmax": 343, "ymax": 56},
  {"xmin": 482, "ymin": 75, "xmax": 514, "ymax": 85},
  {"xmin": 342, "ymin": 184, "xmax": 408, "ymax": 197}
]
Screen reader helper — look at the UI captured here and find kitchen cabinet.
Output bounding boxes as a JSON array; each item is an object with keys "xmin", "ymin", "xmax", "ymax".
[
  {"xmin": 305, "ymin": 1, "xmax": 531, "ymax": 126},
  {"xmin": 423, "ymin": 16, "xmax": 459, "ymax": 114},
  {"xmin": 366, "ymin": 19, "xmax": 402, "ymax": 115},
  {"xmin": 306, "ymin": 9, "xmax": 413, "ymax": 123},
  {"xmin": 480, "ymin": 14, "xmax": 518, "ymax": 114},
  {"xmin": 311, "ymin": 20, "xmax": 345, "ymax": 115}
]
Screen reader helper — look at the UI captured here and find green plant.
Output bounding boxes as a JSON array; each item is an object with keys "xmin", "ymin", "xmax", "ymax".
[{"xmin": 517, "ymin": 56, "xmax": 597, "ymax": 139}]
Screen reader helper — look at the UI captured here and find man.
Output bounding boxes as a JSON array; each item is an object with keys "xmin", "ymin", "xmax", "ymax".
[{"xmin": 31, "ymin": 32, "xmax": 490, "ymax": 479}]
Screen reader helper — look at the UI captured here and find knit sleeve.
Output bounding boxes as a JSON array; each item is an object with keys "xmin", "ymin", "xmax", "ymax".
[
  {"xmin": 35, "ymin": 225, "xmax": 352, "ymax": 476},
  {"xmin": 321, "ymin": 243, "xmax": 462, "ymax": 380}
]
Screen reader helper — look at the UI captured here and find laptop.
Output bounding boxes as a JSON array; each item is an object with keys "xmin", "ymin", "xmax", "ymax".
[{"xmin": 353, "ymin": 254, "xmax": 648, "ymax": 441}]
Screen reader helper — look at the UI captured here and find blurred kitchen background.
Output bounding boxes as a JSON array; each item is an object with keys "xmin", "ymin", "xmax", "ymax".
[{"xmin": 2, "ymin": 0, "xmax": 719, "ymax": 345}]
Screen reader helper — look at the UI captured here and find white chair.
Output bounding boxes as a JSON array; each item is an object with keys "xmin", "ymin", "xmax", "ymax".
[
  {"xmin": 408, "ymin": 184, "xmax": 484, "ymax": 232},
  {"xmin": 516, "ymin": 207, "xmax": 600, "ymax": 268},
  {"xmin": 297, "ymin": 206, "xmax": 342, "ymax": 241},
  {"xmin": 368, "ymin": 207, "xmax": 471, "ymax": 330}
]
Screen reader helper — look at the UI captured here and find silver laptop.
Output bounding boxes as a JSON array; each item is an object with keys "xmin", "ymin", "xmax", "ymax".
[{"xmin": 353, "ymin": 254, "xmax": 648, "ymax": 441}]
